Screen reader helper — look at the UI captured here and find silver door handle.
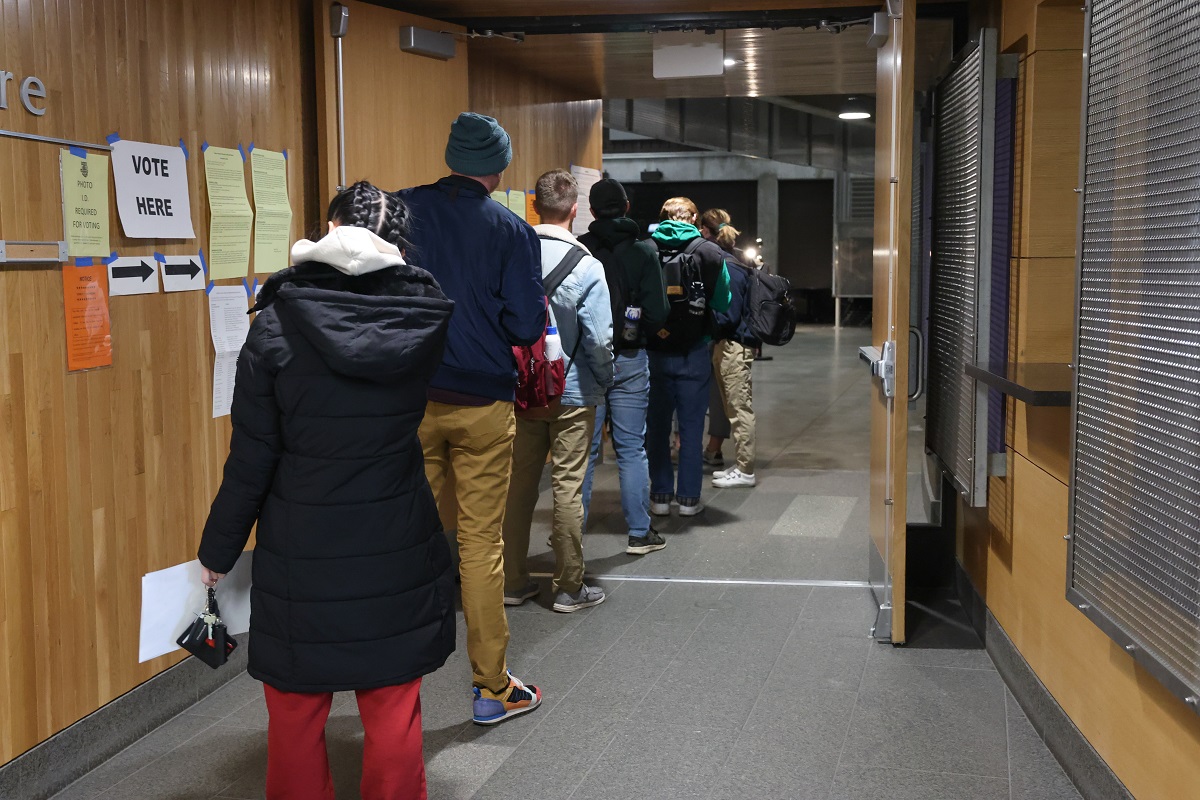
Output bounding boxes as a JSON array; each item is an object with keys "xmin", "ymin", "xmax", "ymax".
[
  {"xmin": 859, "ymin": 341, "xmax": 897, "ymax": 398},
  {"xmin": 908, "ymin": 326, "xmax": 925, "ymax": 402}
]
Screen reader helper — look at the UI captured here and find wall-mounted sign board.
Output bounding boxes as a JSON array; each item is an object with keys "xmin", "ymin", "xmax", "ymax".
[
  {"xmin": 60, "ymin": 149, "xmax": 111, "ymax": 258},
  {"xmin": 111, "ymin": 139, "xmax": 195, "ymax": 239}
]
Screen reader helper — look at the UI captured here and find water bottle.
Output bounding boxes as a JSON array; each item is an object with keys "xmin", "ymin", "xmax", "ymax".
[
  {"xmin": 621, "ymin": 306, "xmax": 642, "ymax": 343},
  {"xmin": 544, "ymin": 325, "xmax": 563, "ymax": 361}
]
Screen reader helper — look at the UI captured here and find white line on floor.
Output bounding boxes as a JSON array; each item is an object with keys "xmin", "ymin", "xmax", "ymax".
[{"xmin": 527, "ymin": 573, "xmax": 871, "ymax": 588}]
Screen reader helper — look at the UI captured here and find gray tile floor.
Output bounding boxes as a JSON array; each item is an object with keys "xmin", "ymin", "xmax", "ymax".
[{"xmin": 50, "ymin": 327, "xmax": 1081, "ymax": 800}]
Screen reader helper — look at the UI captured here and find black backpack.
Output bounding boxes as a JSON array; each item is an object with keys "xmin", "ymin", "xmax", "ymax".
[
  {"xmin": 652, "ymin": 237, "xmax": 707, "ymax": 350},
  {"xmin": 746, "ymin": 269, "xmax": 797, "ymax": 346},
  {"xmin": 580, "ymin": 234, "xmax": 634, "ymax": 343}
]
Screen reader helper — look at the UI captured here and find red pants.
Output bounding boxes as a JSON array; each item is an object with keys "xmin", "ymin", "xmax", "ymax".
[{"xmin": 263, "ymin": 679, "xmax": 426, "ymax": 800}]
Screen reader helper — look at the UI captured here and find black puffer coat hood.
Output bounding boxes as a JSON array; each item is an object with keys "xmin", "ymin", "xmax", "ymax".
[{"xmin": 200, "ymin": 246, "xmax": 457, "ymax": 693}]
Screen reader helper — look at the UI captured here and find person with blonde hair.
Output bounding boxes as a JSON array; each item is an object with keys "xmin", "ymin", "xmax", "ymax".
[
  {"xmin": 645, "ymin": 197, "xmax": 731, "ymax": 516},
  {"xmin": 700, "ymin": 208, "xmax": 759, "ymax": 488}
]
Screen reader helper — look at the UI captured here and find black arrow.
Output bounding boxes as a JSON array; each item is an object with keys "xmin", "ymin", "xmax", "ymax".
[
  {"xmin": 164, "ymin": 260, "xmax": 202, "ymax": 280},
  {"xmin": 111, "ymin": 261, "xmax": 155, "ymax": 282}
]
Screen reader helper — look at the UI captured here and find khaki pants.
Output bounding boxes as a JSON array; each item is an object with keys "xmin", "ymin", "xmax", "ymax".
[
  {"xmin": 503, "ymin": 404, "xmax": 597, "ymax": 596},
  {"xmin": 713, "ymin": 340, "xmax": 756, "ymax": 474},
  {"xmin": 419, "ymin": 400, "xmax": 515, "ymax": 694}
]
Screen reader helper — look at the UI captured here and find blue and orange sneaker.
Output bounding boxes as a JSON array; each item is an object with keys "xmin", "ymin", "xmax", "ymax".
[{"xmin": 472, "ymin": 672, "xmax": 542, "ymax": 726}]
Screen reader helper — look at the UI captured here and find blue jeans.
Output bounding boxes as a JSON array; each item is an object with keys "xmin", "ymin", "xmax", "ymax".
[
  {"xmin": 647, "ymin": 343, "xmax": 712, "ymax": 504},
  {"xmin": 583, "ymin": 350, "xmax": 652, "ymax": 538}
]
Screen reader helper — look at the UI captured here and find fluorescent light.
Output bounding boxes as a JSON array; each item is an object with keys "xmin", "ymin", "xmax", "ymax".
[
  {"xmin": 838, "ymin": 96, "xmax": 872, "ymax": 120},
  {"xmin": 723, "ymin": 57, "xmax": 737, "ymax": 67},
  {"xmin": 839, "ymin": 111, "xmax": 872, "ymax": 120}
]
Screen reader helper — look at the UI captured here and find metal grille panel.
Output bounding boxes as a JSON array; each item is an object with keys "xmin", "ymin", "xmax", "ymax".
[
  {"xmin": 1070, "ymin": 0, "xmax": 1200, "ymax": 709},
  {"xmin": 927, "ymin": 31, "xmax": 996, "ymax": 506}
]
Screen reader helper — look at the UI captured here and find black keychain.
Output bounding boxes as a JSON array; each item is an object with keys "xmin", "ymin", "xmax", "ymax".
[{"xmin": 176, "ymin": 586, "xmax": 238, "ymax": 669}]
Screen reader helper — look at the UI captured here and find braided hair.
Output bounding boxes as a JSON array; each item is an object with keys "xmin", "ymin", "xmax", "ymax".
[{"xmin": 326, "ymin": 180, "xmax": 413, "ymax": 253}]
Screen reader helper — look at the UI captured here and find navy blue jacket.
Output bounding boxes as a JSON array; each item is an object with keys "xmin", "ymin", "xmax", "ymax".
[
  {"xmin": 397, "ymin": 176, "xmax": 544, "ymax": 401},
  {"xmin": 714, "ymin": 255, "xmax": 760, "ymax": 347}
]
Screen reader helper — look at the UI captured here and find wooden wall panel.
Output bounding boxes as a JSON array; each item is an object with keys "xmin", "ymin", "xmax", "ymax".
[
  {"xmin": 0, "ymin": 0, "xmax": 318, "ymax": 764},
  {"xmin": 467, "ymin": 49, "xmax": 603, "ymax": 192},
  {"xmin": 396, "ymin": 0, "xmax": 873, "ymax": 19},
  {"xmin": 1015, "ymin": 48, "xmax": 1083, "ymax": 260},
  {"xmin": 313, "ymin": 1, "xmax": 470, "ymax": 203}
]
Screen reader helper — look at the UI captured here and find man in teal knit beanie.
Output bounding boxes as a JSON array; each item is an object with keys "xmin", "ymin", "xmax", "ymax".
[{"xmin": 445, "ymin": 112, "xmax": 513, "ymax": 177}]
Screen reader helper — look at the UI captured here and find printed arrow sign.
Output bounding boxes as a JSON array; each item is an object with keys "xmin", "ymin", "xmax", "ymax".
[
  {"xmin": 108, "ymin": 257, "xmax": 162, "ymax": 296},
  {"xmin": 160, "ymin": 255, "xmax": 206, "ymax": 293}
]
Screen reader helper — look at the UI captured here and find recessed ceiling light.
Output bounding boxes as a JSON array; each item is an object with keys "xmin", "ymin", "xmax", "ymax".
[
  {"xmin": 723, "ymin": 57, "xmax": 737, "ymax": 67},
  {"xmin": 838, "ymin": 96, "xmax": 872, "ymax": 120}
]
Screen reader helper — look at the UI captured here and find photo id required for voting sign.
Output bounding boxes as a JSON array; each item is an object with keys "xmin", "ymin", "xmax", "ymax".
[{"xmin": 111, "ymin": 139, "xmax": 196, "ymax": 239}]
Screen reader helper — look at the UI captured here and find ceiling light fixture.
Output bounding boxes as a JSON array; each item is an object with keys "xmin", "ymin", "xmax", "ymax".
[
  {"xmin": 723, "ymin": 57, "xmax": 737, "ymax": 67},
  {"xmin": 838, "ymin": 96, "xmax": 872, "ymax": 120}
]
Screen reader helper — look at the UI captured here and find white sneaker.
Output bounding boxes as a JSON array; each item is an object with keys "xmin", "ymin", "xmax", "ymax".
[
  {"xmin": 713, "ymin": 468, "xmax": 756, "ymax": 488},
  {"xmin": 712, "ymin": 466, "xmax": 734, "ymax": 478},
  {"xmin": 677, "ymin": 502, "xmax": 705, "ymax": 517},
  {"xmin": 650, "ymin": 501, "xmax": 672, "ymax": 516}
]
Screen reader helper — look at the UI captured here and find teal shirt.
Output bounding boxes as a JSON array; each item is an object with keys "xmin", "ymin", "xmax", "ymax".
[{"xmin": 651, "ymin": 220, "xmax": 733, "ymax": 315}]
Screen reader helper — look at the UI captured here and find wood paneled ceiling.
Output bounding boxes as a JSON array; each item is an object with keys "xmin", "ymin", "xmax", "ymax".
[
  {"xmin": 394, "ymin": 1, "xmax": 880, "ymax": 17},
  {"xmin": 468, "ymin": 22, "xmax": 955, "ymax": 99}
]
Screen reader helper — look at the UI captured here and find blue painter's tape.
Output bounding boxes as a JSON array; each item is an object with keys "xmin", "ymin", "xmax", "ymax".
[
  {"xmin": 106, "ymin": 132, "xmax": 121, "ymax": 145},
  {"xmin": 75, "ymin": 257, "xmax": 94, "ymax": 267},
  {"xmin": 205, "ymin": 281, "xmax": 214, "ymax": 294},
  {"xmin": 198, "ymin": 247, "xmax": 208, "ymax": 275},
  {"xmin": 102, "ymin": 251, "xmax": 119, "ymax": 266},
  {"xmin": 248, "ymin": 142, "xmax": 255, "ymax": 154},
  {"xmin": 69, "ymin": 145, "xmax": 87, "ymax": 159},
  {"xmin": 242, "ymin": 277, "xmax": 251, "ymax": 295},
  {"xmin": 201, "ymin": 140, "xmax": 209, "ymax": 152},
  {"xmin": 282, "ymin": 149, "xmax": 288, "ymax": 161},
  {"xmin": 238, "ymin": 143, "xmax": 247, "ymax": 161},
  {"xmin": 252, "ymin": 278, "xmax": 259, "ymax": 295},
  {"xmin": 179, "ymin": 139, "xmax": 190, "ymax": 160},
  {"xmin": 153, "ymin": 251, "xmax": 166, "ymax": 263}
]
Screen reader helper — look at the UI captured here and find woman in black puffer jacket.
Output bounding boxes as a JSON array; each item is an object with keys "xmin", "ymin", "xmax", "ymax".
[{"xmin": 198, "ymin": 182, "xmax": 455, "ymax": 800}]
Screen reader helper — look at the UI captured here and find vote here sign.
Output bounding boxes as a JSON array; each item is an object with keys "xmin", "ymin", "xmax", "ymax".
[{"xmin": 112, "ymin": 139, "xmax": 196, "ymax": 239}]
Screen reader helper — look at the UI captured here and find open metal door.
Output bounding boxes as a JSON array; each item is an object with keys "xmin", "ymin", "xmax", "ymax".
[{"xmin": 865, "ymin": 1, "xmax": 917, "ymax": 644}]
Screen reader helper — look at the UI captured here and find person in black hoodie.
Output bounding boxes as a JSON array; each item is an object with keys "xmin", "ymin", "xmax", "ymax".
[
  {"xmin": 198, "ymin": 182, "xmax": 455, "ymax": 800},
  {"xmin": 578, "ymin": 179, "xmax": 671, "ymax": 555}
]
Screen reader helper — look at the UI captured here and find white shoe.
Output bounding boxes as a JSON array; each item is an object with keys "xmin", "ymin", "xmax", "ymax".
[
  {"xmin": 650, "ymin": 501, "xmax": 672, "ymax": 516},
  {"xmin": 677, "ymin": 502, "xmax": 705, "ymax": 517},
  {"xmin": 713, "ymin": 469, "xmax": 756, "ymax": 488},
  {"xmin": 712, "ymin": 466, "xmax": 734, "ymax": 478}
]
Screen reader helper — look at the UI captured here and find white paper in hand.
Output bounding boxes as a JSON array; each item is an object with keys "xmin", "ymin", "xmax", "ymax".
[{"xmin": 138, "ymin": 552, "xmax": 253, "ymax": 663}]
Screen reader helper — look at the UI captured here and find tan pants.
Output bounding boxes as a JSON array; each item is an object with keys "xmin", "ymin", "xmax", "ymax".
[
  {"xmin": 713, "ymin": 339, "xmax": 756, "ymax": 474},
  {"xmin": 503, "ymin": 404, "xmax": 597, "ymax": 596},
  {"xmin": 419, "ymin": 400, "xmax": 515, "ymax": 694}
]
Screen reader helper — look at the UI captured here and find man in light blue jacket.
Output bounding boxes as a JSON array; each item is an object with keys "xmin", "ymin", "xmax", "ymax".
[{"xmin": 503, "ymin": 168, "xmax": 615, "ymax": 613}]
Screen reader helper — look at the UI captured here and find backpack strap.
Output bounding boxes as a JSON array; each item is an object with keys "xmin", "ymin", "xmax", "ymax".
[
  {"xmin": 540, "ymin": 238, "xmax": 588, "ymax": 297},
  {"xmin": 681, "ymin": 236, "xmax": 705, "ymax": 256}
]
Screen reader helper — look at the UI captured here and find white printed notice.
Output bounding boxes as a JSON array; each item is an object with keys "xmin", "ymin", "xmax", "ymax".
[
  {"xmin": 138, "ymin": 552, "xmax": 253, "ymax": 663},
  {"xmin": 570, "ymin": 164, "xmax": 602, "ymax": 236},
  {"xmin": 110, "ymin": 139, "xmax": 196, "ymax": 239},
  {"xmin": 251, "ymin": 148, "xmax": 293, "ymax": 274},
  {"xmin": 208, "ymin": 285, "xmax": 251, "ymax": 418}
]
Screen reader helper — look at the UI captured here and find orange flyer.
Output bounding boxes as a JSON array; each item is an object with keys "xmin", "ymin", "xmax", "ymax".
[
  {"xmin": 525, "ymin": 190, "xmax": 541, "ymax": 226},
  {"xmin": 62, "ymin": 264, "xmax": 113, "ymax": 371}
]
